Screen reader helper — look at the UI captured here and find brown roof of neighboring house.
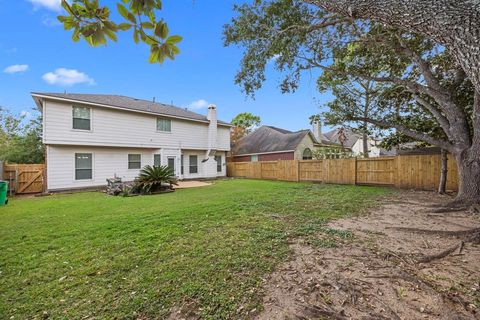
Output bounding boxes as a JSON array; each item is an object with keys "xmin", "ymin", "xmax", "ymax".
[
  {"xmin": 232, "ymin": 125, "xmax": 338, "ymax": 156},
  {"xmin": 31, "ymin": 92, "xmax": 232, "ymax": 126}
]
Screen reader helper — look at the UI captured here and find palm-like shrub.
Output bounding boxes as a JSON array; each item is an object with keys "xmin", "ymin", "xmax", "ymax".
[{"xmin": 134, "ymin": 165, "xmax": 178, "ymax": 194}]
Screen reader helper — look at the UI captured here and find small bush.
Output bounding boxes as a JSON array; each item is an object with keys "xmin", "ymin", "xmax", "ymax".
[{"xmin": 134, "ymin": 165, "xmax": 178, "ymax": 194}]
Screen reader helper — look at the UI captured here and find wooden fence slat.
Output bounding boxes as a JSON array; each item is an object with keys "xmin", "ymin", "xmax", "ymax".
[{"xmin": 227, "ymin": 154, "xmax": 459, "ymax": 191}]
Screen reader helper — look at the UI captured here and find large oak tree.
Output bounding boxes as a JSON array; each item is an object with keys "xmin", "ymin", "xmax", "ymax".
[{"xmin": 224, "ymin": 0, "xmax": 480, "ymax": 205}]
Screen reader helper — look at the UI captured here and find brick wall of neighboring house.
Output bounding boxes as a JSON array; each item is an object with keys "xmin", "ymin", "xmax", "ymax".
[
  {"xmin": 294, "ymin": 134, "xmax": 316, "ymax": 160},
  {"xmin": 232, "ymin": 155, "xmax": 252, "ymax": 162},
  {"xmin": 259, "ymin": 152, "xmax": 294, "ymax": 161},
  {"xmin": 232, "ymin": 151, "xmax": 294, "ymax": 162}
]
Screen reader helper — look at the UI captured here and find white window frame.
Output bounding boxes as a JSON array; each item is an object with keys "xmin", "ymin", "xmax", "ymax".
[
  {"xmin": 72, "ymin": 106, "xmax": 92, "ymax": 131},
  {"xmin": 74, "ymin": 153, "xmax": 93, "ymax": 181},
  {"xmin": 153, "ymin": 154, "xmax": 161, "ymax": 167},
  {"xmin": 156, "ymin": 117, "xmax": 172, "ymax": 133},
  {"xmin": 128, "ymin": 154, "xmax": 142, "ymax": 170},
  {"xmin": 189, "ymin": 155, "xmax": 198, "ymax": 174},
  {"xmin": 215, "ymin": 155, "xmax": 222, "ymax": 172}
]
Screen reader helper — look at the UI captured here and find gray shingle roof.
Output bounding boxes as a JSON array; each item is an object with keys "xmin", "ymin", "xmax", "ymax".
[
  {"xmin": 232, "ymin": 126, "xmax": 313, "ymax": 155},
  {"xmin": 31, "ymin": 93, "xmax": 231, "ymax": 126}
]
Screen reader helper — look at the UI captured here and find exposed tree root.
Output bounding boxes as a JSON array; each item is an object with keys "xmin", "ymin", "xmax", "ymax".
[
  {"xmin": 388, "ymin": 226, "xmax": 480, "ymax": 238},
  {"xmin": 418, "ymin": 241, "xmax": 464, "ymax": 263},
  {"xmin": 430, "ymin": 199, "xmax": 480, "ymax": 213}
]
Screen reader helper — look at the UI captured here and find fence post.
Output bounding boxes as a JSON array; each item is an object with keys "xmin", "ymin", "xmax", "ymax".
[
  {"xmin": 354, "ymin": 157, "xmax": 358, "ymax": 185},
  {"xmin": 296, "ymin": 160, "xmax": 300, "ymax": 182}
]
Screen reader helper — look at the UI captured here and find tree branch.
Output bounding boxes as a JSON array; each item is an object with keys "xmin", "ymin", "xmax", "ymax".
[
  {"xmin": 303, "ymin": 0, "xmax": 480, "ymax": 95},
  {"xmin": 412, "ymin": 94, "xmax": 451, "ymax": 137},
  {"xmin": 348, "ymin": 116, "xmax": 453, "ymax": 151}
]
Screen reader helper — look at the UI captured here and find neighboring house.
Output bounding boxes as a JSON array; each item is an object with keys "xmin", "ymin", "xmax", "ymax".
[
  {"xmin": 324, "ymin": 128, "xmax": 396, "ymax": 157},
  {"xmin": 32, "ymin": 93, "xmax": 231, "ymax": 191},
  {"xmin": 231, "ymin": 121, "xmax": 341, "ymax": 162}
]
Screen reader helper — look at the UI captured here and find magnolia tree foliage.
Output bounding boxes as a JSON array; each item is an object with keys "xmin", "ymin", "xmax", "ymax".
[
  {"xmin": 223, "ymin": 0, "xmax": 479, "ymax": 203},
  {"xmin": 58, "ymin": 0, "xmax": 182, "ymax": 64}
]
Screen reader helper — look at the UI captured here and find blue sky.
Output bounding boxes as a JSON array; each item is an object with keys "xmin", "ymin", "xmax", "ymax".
[{"xmin": 0, "ymin": 0, "xmax": 333, "ymax": 131}]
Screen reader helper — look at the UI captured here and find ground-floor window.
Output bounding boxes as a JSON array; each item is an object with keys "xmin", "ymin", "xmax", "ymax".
[
  {"xmin": 189, "ymin": 155, "xmax": 198, "ymax": 174},
  {"xmin": 251, "ymin": 155, "xmax": 258, "ymax": 162},
  {"xmin": 167, "ymin": 157, "xmax": 175, "ymax": 172},
  {"xmin": 154, "ymin": 154, "xmax": 161, "ymax": 167},
  {"xmin": 75, "ymin": 153, "xmax": 92, "ymax": 180},
  {"xmin": 128, "ymin": 154, "xmax": 141, "ymax": 169},
  {"xmin": 215, "ymin": 155, "xmax": 222, "ymax": 172}
]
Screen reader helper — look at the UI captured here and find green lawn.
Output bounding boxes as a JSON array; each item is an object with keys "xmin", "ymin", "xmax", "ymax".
[{"xmin": 0, "ymin": 179, "xmax": 388, "ymax": 319}]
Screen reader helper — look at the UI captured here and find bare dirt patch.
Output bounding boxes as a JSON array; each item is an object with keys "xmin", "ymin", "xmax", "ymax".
[{"xmin": 256, "ymin": 190, "xmax": 480, "ymax": 320}]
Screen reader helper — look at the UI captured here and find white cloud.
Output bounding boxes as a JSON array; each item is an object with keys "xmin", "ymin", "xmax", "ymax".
[
  {"xmin": 28, "ymin": 0, "xmax": 62, "ymax": 12},
  {"xmin": 186, "ymin": 99, "xmax": 209, "ymax": 110},
  {"xmin": 4, "ymin": 64, "xmax": 29, "ymax": 74},
  {"xmin": 42, "ymin": 68, "xmax": 96, "ymax": 86}
]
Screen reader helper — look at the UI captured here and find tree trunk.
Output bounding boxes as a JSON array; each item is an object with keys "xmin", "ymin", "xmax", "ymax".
[
  {"xmin": 454, "ymin": 148, "xmax": 480, "ymax": 204},
  {"xmin": 305, "ymin": 0, "xmax": 480, "ymax": 92},
  {"xmin": 438, "ymin": 149, "xmax": 448, "ymax": 194},
  {"xmin": 362, "ymin": 131, "xmax": 369, "ymax": 158}
]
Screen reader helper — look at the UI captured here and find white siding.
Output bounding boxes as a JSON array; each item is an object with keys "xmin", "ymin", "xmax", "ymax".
[
  {"xmin": 47, "ymin": 145, "xmax": 156, "ymax": 191},
  {"xmin": 46, "ymin": 146, "xmax": 227, "ymax": 191},
  {"xmin": 43, "ymin": 100, "xmax": 230, "ymax": 151}
]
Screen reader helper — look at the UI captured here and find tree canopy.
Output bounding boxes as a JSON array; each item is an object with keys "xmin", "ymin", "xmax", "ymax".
[
  {"xmin": 231, "ymin": 112, "xmax": 262, "ymax": 133},
  {"xmin": 0, "ymin": 108, "xmax": 44, "ymax": 164}
]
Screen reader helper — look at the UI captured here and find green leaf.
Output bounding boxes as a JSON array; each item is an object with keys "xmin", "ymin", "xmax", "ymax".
[
  {"xmin": 148, "ymin": 46, "xmax": 160, "ymax": 63},
  {"xmin": 117, "ymin": 3, "xmax": 136, "ymax": 23},
  {"xmin": 154, "ymin": 22, "xmax": 168, "ymax": 39},
  {"xmin": 141, "ymin": 22, "xmax": 154, "ymax": 29},
  {"xmin": 133, "ymin": 29, "xmax": 140, "ymax": 44},
  {"xmin": 104, "ymin": 28, "xmax": 118, "ymax": 42},
  {"xmin": 117, "ymin": 3, "xmax": 129, "ymax": 20},
  {"xmin": 118, "ymin": 23, "xmax": 132, "ymax": 31},
  {"xmin": 166, "ymin": 35, "xmax": 182, "ymax": 45},
  {"xmin": 71, "ymin": 29, "xmax": 80, "ymax": 42}
]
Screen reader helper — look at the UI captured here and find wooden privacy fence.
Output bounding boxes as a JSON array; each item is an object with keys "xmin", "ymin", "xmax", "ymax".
[
  {"xmin": 227, "ymin": 154, "xmax": 459, "ymax": 191},
  {"xmin": 2, "ymin": 164, "xmax": 45, "ymax": 194}
]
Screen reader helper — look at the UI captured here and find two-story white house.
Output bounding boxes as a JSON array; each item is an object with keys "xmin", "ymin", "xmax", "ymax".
[{"xmin": 32, "ymin": 93, "xmax": 231, "ymax": 192}]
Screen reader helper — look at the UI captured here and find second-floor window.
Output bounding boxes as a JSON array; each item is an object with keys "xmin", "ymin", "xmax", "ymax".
[
  {"xmin": 72, "ymin": 106, "xmax": 91, "ymax": 130},
  {"xmin": 128, "ymin": 154, "xmax": 141, "ymax": 169},
  {"xmin": 156, "ymin": 118, "xmax": 171, "ymax": 132}
]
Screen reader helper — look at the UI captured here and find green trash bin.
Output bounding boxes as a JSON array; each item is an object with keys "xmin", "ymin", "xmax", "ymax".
[{"xmin": 0, "ymin": 181, "xmax": 8, "ymax": 206}]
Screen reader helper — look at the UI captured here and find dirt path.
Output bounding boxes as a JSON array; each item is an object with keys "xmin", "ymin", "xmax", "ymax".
[{"xmin": 256, "ymin": 191, "xmax": 480, "ymax": 320}]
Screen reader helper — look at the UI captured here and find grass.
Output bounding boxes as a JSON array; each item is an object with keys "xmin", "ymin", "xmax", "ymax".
[{"xmin": 0, "ymin": 179, "xmax": 388, "ymax": 319}]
